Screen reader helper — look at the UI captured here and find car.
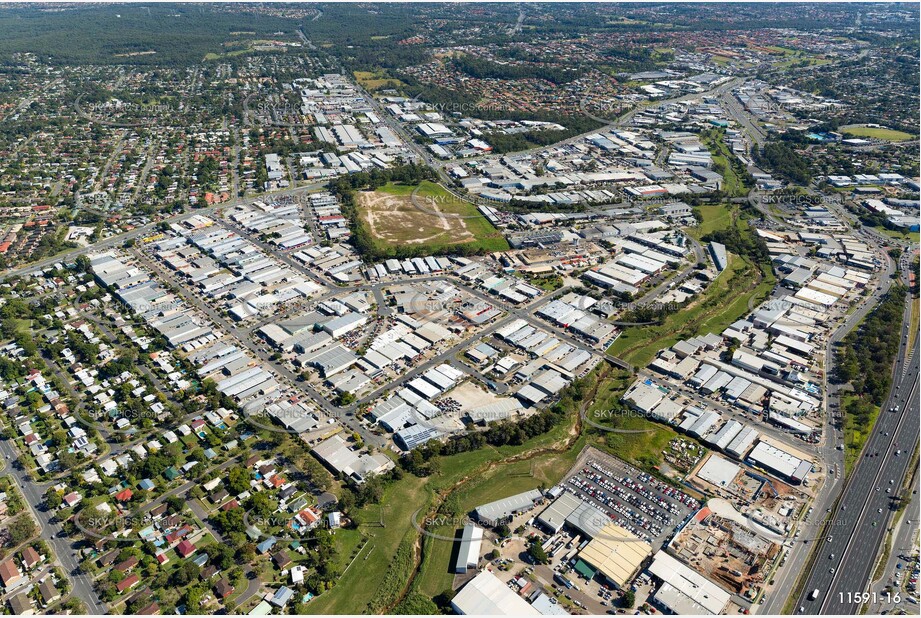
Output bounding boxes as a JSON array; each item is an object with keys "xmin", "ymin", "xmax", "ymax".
[
  {"xmin": 830, "ymin": 568, "xmax": 836, "ymax": 574},
  {"xmin": 879, "ymin": 508, "xmax": 884, "ymax": 513},
  {"xmin": 827, "ymin": 536, "xmax": 833, "ymax": 542}
]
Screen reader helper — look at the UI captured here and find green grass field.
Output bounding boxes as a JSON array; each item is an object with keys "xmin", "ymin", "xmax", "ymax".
[
  {"xmin": 304, "ymin": 475, "xmax": 430, "ymax": 615},
  {"xmin": 306, "ymin": 403, "xmax": 580, "ymax": 614},
  {"xmin": 355, "ymin": 181, "xmax": 509, "ymax": 256},
  {"xmin": 411, "ymin": 439, "xmax": 585, "ymax": 598},
  {"xmin": 701, "ymin": 134, "xmax": 750, "ymax": 197},
  {"xmin": 353, "ymin": 69, "xmax": 405, "ymax": 91},
  {"xmin": 841, "ymin": 393, "xmax": 880, "ymax": 475},
  {"xmin": 843, "ymin": 126, "xmax": 916, "ymax": 142},
  {"xmin": 608, "ymin": 253, "xmax": 774, "ymax": 367},
  {"xmin": 873, "ymin": 225, "xmax": 921, "ymax": 244},
  {"xmin": 689, "ymin": 204, "xmax": 733, "ymax": 240}
]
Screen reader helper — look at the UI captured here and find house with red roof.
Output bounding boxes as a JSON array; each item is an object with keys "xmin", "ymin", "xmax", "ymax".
[
  {"xmin": 214, "ymin": 578, "xmax": 234, "ymax": 599},
  {"xmin": 62, "ymin": 492, "xmax": 81, "ymax": 508},
  {"xmin": 116, "ymin": 574, "xmax": 140, "ymax": 593},
  {"xmin": 0, "ymin": 559, "xmax": 23, "ymax": 589},
  {"xmin": 176, "ymin": 540, "xmax": 196, "ymax": 558},
  {"xmin": 20, "ymin": 546, "xmax": 42, "ymax": 570},
  {"xmin": 297, "ymin": 507, "xmax": 321, "ymax": 530},
  {"xmin": 164, "ymin": 526, "xmax": 192, "ymax": 546},
  {"xmin": 114, "ymin": 556, "xmax": 139, "ymax": 573}
]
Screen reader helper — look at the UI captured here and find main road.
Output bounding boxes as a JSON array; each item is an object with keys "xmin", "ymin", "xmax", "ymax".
[{"xmin": 796, "ymin": 288, "xmax": 920, "ymax": 614}]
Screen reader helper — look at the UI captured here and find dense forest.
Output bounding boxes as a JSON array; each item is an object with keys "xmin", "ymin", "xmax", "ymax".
[
  {"xmin": 754, "ymin": 141, "xmax": 812, "ymax": 185},
  {"xmin": 0, "ymin": 5, "xmax": 294, "ymax": 65}
]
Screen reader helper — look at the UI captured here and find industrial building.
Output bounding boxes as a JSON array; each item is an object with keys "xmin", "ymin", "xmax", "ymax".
[
  {"xmin": 454, "ymin": 524, "xmax": 483, "ymax": 574},
  {"xmin": 746, "ymin": 441, "xmax": 812, "ymax": 484},
  {"xmin": 648, "ymin": 551, "xmax": 731, "ymax": 615},
  {"xmin": 577, "ymin": 523, "xmax": 652, "ymax": 589},
  {"xmin": 311, "ymin": 434, "xmax": 395, "ymax": 484},
  {"xmin": 535, "ymin": 491, "xmax": 584, "ymax": 534},
  {"xmin": 451, "ymin": 570, "xmax": 541, "ymax": 615},
  {"xmin": 473, "ymin": 489, "xmax": 544, "ymax": 526}
]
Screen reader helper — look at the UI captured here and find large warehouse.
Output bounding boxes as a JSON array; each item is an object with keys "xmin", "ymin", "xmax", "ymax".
[
  {"xmin": 648, "ymin": 551, "xmax": 731, "ymax": 615},
  {"xmin": 451, "ymin": 570, "xmax": 540, "ymax": 615},
  {"xmin": 746, "ymin": 441, "xmax": 812, "ymax": 484},
  {"xmin": 577, "ymin": 523, "xmax": 652, "ymax": 589},
  {"xmin": 473, "ymin": 489, "xmax": 544, "ymax": 526},
  {"xmin": 453, "ymin": 524, "xmax": 483, "ymax": 574},
  {"xmin": 535, "ymin": 491, "xmax": 583, "ymax": 534}
]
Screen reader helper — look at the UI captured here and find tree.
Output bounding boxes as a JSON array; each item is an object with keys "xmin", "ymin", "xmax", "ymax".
[
  {"xmin": 165, "ymin": 496, "xmax": 185, "ymax": 514},
  {"xmin": 74, "ymin": 255, "xmax": 91, "ymax": 273},
  {"xmin": 44, "ymin": 489, "xmax": 63, "ymax": 509},
  {"xmin": 623, "ymin": 590, "xmax": 636, "ymax": 608},
  {"xmin": 393, "ymin": 594, "xmax": 439, "ymax": 615},
  {"xmin": 433, "ymin": 589, "xmax": 456, "ymax": 611},
  {"xmin": 337, "ymin": 489, "xmax": 356, "ymax": 515},
  {"xmin": 8, "ymin": 516, "xmax": 36, "ymax": 545},
  {"xmin": 226, "ymin": 466, "xmax": 250, "ymax": 495},
  {"xmin": 528, "ymin": 542, "xmax": 549, "ymax": 564}
]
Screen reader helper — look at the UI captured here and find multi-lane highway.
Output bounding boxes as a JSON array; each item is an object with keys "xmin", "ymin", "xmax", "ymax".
[{"xmin": 796, "ymin": 289, "xmax": 920, "ymax": 614}]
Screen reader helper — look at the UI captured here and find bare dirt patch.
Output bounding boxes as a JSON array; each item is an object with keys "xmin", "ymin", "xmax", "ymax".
[{"xmin": 355, "ymin": 190, "xmax": 476, "ymax": 247}]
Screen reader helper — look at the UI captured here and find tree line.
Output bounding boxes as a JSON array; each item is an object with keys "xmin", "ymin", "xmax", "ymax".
[{"xmin": 835, "ymin": 285, "xmax": 907, "ymax": 413}]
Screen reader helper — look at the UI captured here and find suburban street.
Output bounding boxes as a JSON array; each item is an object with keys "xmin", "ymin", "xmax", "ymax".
[{"xmin": 0, "ymin": 439, "xmax": 107, "ymax": 614}]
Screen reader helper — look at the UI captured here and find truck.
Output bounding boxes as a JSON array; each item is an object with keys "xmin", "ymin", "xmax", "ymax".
[
  {"xmin": 554, "ymin": 574, "xmax": 574, "ymax": 589},
  {"xmin": 809, "ymin": 589, "xmax": 820, "ymax": 601}
]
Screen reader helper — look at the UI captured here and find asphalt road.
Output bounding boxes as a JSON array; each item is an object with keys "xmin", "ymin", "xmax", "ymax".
[
  {"xmin": 867, "ymin": 488, "xmax": 920, "ymax": 614},
  {"xmin": 0, "ymin": 183, "xmax": 327, "ymax": 284},
  {"xmin": 796, "ymin": 293, "xmax": 920, "ymax": 614},
  {"xmin": 0, "ymin": 439, "xmax": 107, "ymax": 614}
]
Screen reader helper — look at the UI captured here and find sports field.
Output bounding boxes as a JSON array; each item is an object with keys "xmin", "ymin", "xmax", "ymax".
[{"xmin": 842, "ymin": 126, "xmax": 916, "ymax": 142}]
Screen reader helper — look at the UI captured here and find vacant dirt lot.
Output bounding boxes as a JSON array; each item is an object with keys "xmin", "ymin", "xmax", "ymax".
[{"xmin": 356, "ymin": 189, "xmax": 478, "ymax": 247}]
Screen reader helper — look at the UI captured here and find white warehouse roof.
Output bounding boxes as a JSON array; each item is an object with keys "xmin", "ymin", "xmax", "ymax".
[{"xmin": 451, "ymin": 570, "xmax": 540, "ymax": 615}]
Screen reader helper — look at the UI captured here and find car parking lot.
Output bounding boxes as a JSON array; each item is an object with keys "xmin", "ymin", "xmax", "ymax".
[{"xmin": 565, "ymin": 456, "xmax": 700, "ymax": 548}]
